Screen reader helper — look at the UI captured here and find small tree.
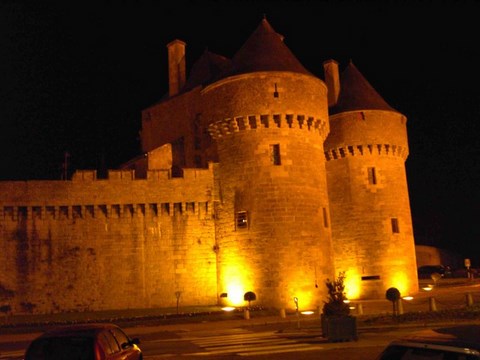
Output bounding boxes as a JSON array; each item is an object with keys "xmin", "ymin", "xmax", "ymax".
[
  {"xmin": 244, "ymin": 291, "xmax": 256, "ymax": 309},
  {"xmin": 386, "ymin": 287, "xmax": 401, "ymax": 316},
  {"xmin": 322, "ymin": 272, "xmax": 350, "ymax": 317}
]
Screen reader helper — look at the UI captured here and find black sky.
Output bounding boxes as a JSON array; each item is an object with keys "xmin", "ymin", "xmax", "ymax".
[{"xmin": 1, "ymin": 0, "xmax": 479, "ymax": 260}]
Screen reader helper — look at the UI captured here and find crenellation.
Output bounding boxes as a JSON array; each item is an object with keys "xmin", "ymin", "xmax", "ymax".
[
  {"xmin": 72, "ymin": 170, "xmax": 97, "ymax": 181},
  {"xmin": 72, "ymin": 206, "xmax": 82, "ymax": 219},
  {"xmin": 273, "ymin": 114, "xmax": 281, "ymax": 127},
  {"xmin": 325, "ymin": 144, "xmax": 409, "ymax": 161},
  {"xmin": 108, "ymin": 169, "xmax": 135, "ymax": 180},
  {"xmin": 347, "ymin": 145, "xmax": 355, "ymax": 156},
  {"xmin": 209, "ymin": 113, "xmax": 328, "ymax": 140}
]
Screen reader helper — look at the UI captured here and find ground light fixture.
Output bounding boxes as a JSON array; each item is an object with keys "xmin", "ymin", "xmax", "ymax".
[
  {"xmin": 343, "ymin": 299, "xmax": 356, "ymax": 310},
  {"xmin": 300, "ymin": 311, "xmax": 314, "ymax": 315},
  {"xmin": 221, "ymin": 306, "xmax": 235, "ymax": 312}
]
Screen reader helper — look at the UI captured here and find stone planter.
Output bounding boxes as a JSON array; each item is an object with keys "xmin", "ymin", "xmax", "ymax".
[{"xmin": 321, "ymin": 315, "xmax": 358, "ymax": 342}]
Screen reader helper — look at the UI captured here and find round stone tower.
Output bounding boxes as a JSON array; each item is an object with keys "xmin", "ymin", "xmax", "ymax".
[
  {"xmin": 323, "ymin": 61, "xmax": 418, "ymax": 299},
  {"xmin": 202, "ymin": 19, "xmax": 335, "ymax": 310}
]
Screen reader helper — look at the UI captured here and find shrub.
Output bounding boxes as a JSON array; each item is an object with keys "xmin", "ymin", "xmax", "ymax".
[{"xmin": 322, "ymin": 271, "xmax": 350, "ymax": 317}]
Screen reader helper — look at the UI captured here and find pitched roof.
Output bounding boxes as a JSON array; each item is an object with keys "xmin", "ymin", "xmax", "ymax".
[
  {"xmin": 330, "ymin": 62, "xmax": 397, "ymax": 114},
  {"xmin": 182, "ymin": 49, "xmax": 231, "ymax": 91},
  {"xmin": 217, "ymin": 18, "xmax": 312, "ymax": 79}
]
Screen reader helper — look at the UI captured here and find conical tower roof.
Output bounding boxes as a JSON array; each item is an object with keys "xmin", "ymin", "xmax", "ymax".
[
  {"xmin": 183, "ymin": 49, "xmax": 231, "ymax": 91},
  {"xmin": 331, "ymin": 62, "xmax": 397, "ymax": 114},
  {"xmin": 217, "ymin": 18, "xmax": 311, "ymax": 79}
]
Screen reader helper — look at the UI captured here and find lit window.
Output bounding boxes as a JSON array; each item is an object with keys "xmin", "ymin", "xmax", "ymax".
[
  {"xmin": 270, "ymin": 144, "xmax": 281, "ymax": 165},
  {"xmin": 368, "ymin": 167, "xmax": 377, "ymax": 185},
  {"xmin": 236, "ymin": 211, "xmax": 248, "ymax": 229},
  {"xmin": 391, "ymin": 218, "xmax": 400, "ymax": 233}
]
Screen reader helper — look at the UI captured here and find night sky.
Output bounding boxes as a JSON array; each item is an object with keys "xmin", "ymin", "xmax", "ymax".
[{"xmin": 1, "ymin": 1, "xmax": 479, "ymax": 261}]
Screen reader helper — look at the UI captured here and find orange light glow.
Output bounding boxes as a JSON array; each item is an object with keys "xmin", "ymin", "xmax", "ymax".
[
  {"xmin": 389, "ymin": 272, "xmax": 410, "ymax": 296},
  {"xmin": 226, "ymin": 283, "xmax": 244, "ymax": 305},
  {"xmin": 221, "ymin": 261, "xmax": 254, "ymax": 306},
  {"xmin": 343, "ymin": 271, "xmax": 361, "ymax": 299}
]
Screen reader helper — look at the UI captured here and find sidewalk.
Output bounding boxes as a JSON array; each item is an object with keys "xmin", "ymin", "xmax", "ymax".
[{"xmin": 1, "ymin": 278, "xmax": 479, "ymax": 342}]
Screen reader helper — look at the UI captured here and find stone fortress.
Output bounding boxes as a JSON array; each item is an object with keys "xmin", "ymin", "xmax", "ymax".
[{"xmin": 0, "ymin": 19, "xmax": 418, "ymax": 314}]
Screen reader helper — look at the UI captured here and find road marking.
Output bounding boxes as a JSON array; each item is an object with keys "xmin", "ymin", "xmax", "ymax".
[{"xmin": 188, "ymin": 330, "xmax": 325, "ymax": 356}]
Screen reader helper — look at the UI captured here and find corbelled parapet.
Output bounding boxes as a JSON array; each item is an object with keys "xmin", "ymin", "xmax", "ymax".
[{"xmin": 208, "ymin": 113, "xmax": 329, "ymax": 140}]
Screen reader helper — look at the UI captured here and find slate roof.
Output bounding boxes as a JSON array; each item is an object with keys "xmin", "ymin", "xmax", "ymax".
[
  {"xmin": 216, "ymin": 18, "xmax": 312, "ymax": 79},
  {"xmin": 182, "ymin": 49, "xmax": 231, "ymax": 92},
  {"xmin": 330, "ymin": 61, "xmax": 397, "ymax": 114}
]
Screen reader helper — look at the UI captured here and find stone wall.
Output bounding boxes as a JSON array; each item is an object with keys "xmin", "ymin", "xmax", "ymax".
[{"xmin": 0, "ymin": 166, "xmax": 218, "ymax": 314}]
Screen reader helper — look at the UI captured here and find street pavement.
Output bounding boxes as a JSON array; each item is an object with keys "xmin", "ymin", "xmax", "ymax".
[{"xmin": 0, "ymin": 278, "xmax": 479, "ymax": 359}]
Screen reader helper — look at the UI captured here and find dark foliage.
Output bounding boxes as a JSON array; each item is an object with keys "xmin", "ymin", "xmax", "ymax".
[{"xmin": 323, "ymin": 271, "xmax": 351, "ymax": 317}]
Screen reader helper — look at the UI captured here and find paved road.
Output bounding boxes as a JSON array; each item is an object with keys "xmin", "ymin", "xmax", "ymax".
[
  {"xmin": 4, "ymin": 316, "xmax": 477, "ymax": 359},
  {"xmin": 126, "ymin": 325, "xmax": 419, "ymax": 359},
  {"xmin": 1, "ymin": 279, "xmax": 479, "ymax": 359}
]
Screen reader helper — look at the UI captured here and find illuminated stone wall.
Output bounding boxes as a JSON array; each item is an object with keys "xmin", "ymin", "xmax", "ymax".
[
  {"xmin": 203, "ymin": 72, "xmax": 335, "ymax": 310},
  {"xmin": 0, "ymin": 23, "xmax": 421, "ymax": 314},
  {"xmin": 325, "ymin": 110, "xmax": 418, "ymax": 299},
  {"xmin": 0, "ymin": 168, "xmax": 217, "ymax": 313}
]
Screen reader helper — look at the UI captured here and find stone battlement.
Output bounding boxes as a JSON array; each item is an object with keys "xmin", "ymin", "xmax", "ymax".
[
  {"xmin": 208, "ymin": 113, "xmax": 329, "ymax": 140},
  {"xmin": 1, "ymin": 201, "xmax": 211, "ymax": 222},
  {"xmin": 324, "ymin": 143, "xmax": 409, "ymax": 161},
  {"xmin": 0, "ymin": 165, "xmax": 216, "ymax": 218}
]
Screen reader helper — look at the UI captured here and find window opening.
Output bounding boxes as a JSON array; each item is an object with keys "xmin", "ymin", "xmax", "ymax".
[
  {"xmin": 391, "ymin": 218, "xmax": 400, "ymax": 233},
  {"xmin": 236, "ymin": 211, "xmax": 248, "ymax": 229},
  {"xmin": 368, "ymin": 167, "xmax": 377, "ymax": 185},
  {"xmin": 273, "ymin": 83, "xmax": 279, "ymax": 98},
  {"xmin": 362, "ymin": 275, "xmax": 381, "ymax": 281},
  {"xmin": 270, "ymin": 144, "xmax": 281, "ymax": 165}
]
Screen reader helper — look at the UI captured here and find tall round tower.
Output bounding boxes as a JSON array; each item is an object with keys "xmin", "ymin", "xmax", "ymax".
[
  {"xmin": 323, "ymin": 61, "xmax": 418, "ymax": 299},
  {"xmin": 202, "ymin": 19, "xmax": 334, "ymax": 310}
]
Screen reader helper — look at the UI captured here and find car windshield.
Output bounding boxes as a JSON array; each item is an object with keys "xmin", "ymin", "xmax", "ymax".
[{"xmin": 25, "ymin": 336, "xmax": 94, "ymax": 360}]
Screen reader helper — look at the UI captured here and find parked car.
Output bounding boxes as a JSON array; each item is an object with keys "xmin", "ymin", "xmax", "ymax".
[
  {"xmin": 417, "ymin": 265, "xmax": 451, "ymax": 279},
  {"xmin": 376, "ymin": 325, "xmax": 480, "ymax": 359},
  {"xmin": 24, "ymin": 323, "xmax": 142, "ymax": 360}
]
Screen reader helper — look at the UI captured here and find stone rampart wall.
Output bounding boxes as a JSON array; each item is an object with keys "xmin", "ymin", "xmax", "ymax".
[{"xmin": 0, "ymin": 167, "xmax": 218, "ymax": 314}]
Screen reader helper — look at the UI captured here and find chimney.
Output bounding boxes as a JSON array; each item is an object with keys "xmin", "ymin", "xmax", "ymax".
[
  {"xmin": 167, "ymin": 39, "xmax": 186, "ymax": 97},
  {"xmin": 323, "ymin": 59, "xmax": 340, "ymax": 107}
]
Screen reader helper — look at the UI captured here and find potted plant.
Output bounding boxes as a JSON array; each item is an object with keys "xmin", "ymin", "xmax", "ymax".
[{"xmin": 321, "ymin": 271, "xmax": 357, "ymax": 342}]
